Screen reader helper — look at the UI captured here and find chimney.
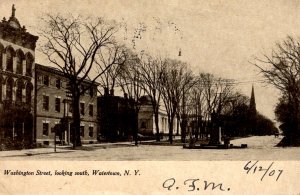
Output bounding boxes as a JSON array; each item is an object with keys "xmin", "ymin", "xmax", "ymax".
[
  {"xmin": 110, "ymin": 89, "xmax": 114, "ymax": 96},
  {"xmin": 104, "ymin": 87, "xmax": 109, "ymax": 96}
]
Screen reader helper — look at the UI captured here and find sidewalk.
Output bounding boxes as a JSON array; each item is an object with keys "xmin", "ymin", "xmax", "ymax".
[
  {"xmin": 0, "ymin": 141, "xmax": 140, "ymax": 158},
  {"xmin": 0, "ymin": 136, "xmax": 182, "ymax": 158}
]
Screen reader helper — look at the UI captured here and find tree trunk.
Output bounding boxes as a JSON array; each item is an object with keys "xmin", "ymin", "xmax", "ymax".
[
  {"xmin": 72, "ymin": 92, "xmax": 82, "ymax": 149},
  {"xmin": 134, "ymin": 109, "xmax": 139, "ymax": 146},
  {"xmin": 176, "ymin": 114, "xmax": 180, "ymax": 136},
  {"xmin": 180, "ymin": 119, "xmax": 187, "ymax": 143},
  {"xmin": 168, "ymin": 116, "xmax": 174, "ymax": 144},
  {"xmin": 154, "ymin": 109, "xmax": 160, "ymax": 141}
]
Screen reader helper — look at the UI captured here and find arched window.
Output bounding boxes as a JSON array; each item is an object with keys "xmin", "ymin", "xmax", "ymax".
[
  {"xmin": 0, "ymin": 77, "xmax": 2, "ymax": 102},
  {"xmin": 25, "ymin": 82, "xmax": 33, "ymax": 105},
  {"xmin": 0, "ymin": 44, "xmax": 4, "ymax": 70},
  {"xmin": 6, "ymin": 77, "xmax": 14, "ymax": 101},
  {"xmin": 6, "ymin": 47, "xmax": 14, "ymax": 72},
  {"xmin": 16, "ymin": 79, "xmax": 24, "ymax": 103},
  {"xmin": 25, "ymin": 53, "xmax": 33, "ymax": 77},
  {"xmin": 16, "ymin": 50, "xmax": 24, "ymax": 75}
]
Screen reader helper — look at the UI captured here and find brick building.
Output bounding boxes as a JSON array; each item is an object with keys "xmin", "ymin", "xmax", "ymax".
[
  {"xmin": 0, "ymin": 5, "xmax": 38, "ymax": 146},
  {"xmin": 97, "ymin": 92, "xmax": 135, "ymax": 141},
  {"xmin": 35, "ymin": 64, "xmax": 98, "ymax": 145}
]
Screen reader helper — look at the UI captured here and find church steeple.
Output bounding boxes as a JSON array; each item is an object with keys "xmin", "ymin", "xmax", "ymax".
[{"xmin": 249, "ymin": 84, "xmax": 256, "ymax": 114}]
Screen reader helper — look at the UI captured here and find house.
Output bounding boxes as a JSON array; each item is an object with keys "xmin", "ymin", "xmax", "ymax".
[
  {"xmin": 35, "ymin": 64, "xmax": 98, "ymax": 145},
  {"xmin": 0, "ymin": 5, "xmax": 38, "ymax": 147},
  {"xmin": 97, "ymin": 91, "xmax": 135, "ymax": 141}
]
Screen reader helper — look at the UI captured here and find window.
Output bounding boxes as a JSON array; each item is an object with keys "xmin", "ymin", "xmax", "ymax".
[
  {"xmin": 6, "ymin": 48, "xmax": 13, "ymax": 72},
  {"xmin": 89, "ymin": 126, "xmax": 93, "ymax": 137},
  {"xmin": 56, "ymin": 78, "xmax": 61, "ymax": 89},
  {"xmin": 43, "ymin": 123, "xmax": 49, "ymax": 136},
  {"xmin": 89, "ymin": 87, "xmax": 94, "ymax": 97},
  {"xmin": 0, "ymin": 44, "xmax": 3, "ymax": 70},
  {"xmin": 26, "ymin": 54, "xmax": 33, "ymax": 76},
  {"xmin": 89, "ymin": 104, "xmax": 93, "ymax": 116},
  {"xmin": 51, "ymin": 125, "xmax": 56, "ymax": 133},
  {"xmin": 80, "ymin": 126, "xmax": 84, "ymax": 137},
  {"xmin": 55, "ymin": 98, "xmax": 61, "ymax": 112},
  {"xmin": 80, "ymin": 102, "xmax": 85, "ymax": 115},
  {"xmin": 141, "ymin": 121, "xmax": 147, "ymax": 129},
  {"xmin": 43, "ymin": 75, "xmax": 49, "ymax": 86},
  {"xmin": 43, "ymin": 95, "xmax": 49, "ymax": 111},
  {"xmin": 16, "ymin": 50, "xmax": 24, "ymax": 75},
  {"xmin": 16, "ymin": 81, "xmax": 23, "ymax": 103},
  {"xmin": 69, "ymin": 103, "xmax": 73, "ymax": 113},
  {"xmin": 6, "ymin": 78, "xmax": 13, "ymax": 101},
  {"xmin": 16, "ymin": 56, "xmax": 22, "ymax": 74},
  {"xmin": 26, "ymin": 83, "xmax": 33, "ymax": 105},
  {"xmin": 0, "ymin": 78, "xmax": 2, "ymax": 102},
  {"xmin": 37, "ymin": 74, "xmax": 43, "ymax": 84}
]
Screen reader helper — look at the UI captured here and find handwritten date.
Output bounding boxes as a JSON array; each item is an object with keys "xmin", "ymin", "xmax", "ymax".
[{"xmin": 243, "ymin": 161, "xmax": 283, "ymax": 181}]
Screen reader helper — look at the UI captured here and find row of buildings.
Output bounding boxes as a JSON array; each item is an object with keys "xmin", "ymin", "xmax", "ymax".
[{"xmin": 0, "ymin": 6, "xmax": 178, "ymax": 147}]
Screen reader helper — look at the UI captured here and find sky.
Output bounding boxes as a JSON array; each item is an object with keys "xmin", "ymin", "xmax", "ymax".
[{"xmin": 1, "ymin": 0, "xmax": 300, "ymax": 122}]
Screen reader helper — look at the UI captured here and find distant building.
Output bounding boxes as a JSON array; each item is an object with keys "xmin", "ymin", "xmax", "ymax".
[
  {"xmin": 35, "ymin": 64, "xmax": 98, "ymax": 145},
  {"xmin": 97, "ymin": 93, "xmax": 180, "ymax": 141},
  {"xmin": 0, "ymin": 5, "xmax": 38, "ymax": 146},
  {"xmin": 97, "ymin": 91, "xmax": 134, "ymax": 141},
  {"xmin": 138, "ymin": 95, "xmax": 180, "ymax": 136},
  {"xmin": 249, "ymin": 85, "xmax": 257, "ymax": 134},
  {"xmin": 249, "ymin": 85, "xmax": 256, "ymax": 114}
]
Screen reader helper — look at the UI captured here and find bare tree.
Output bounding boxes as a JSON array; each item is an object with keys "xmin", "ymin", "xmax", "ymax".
[
  {"xmin": 117, "ymin": 51, "xmax": 144, "ymax": 145},
  {"xmin": 253, "ymin": 36, "xmax": 300, "ymax": 142},
  {"xmin": 95, "ymin": 44, "xmax": 127, "ymax": 95},
  {"xmin": 136, "ymin": 55, "xmax": 167, "ymax": 141},
  {"xmin": 200, "ymin": 73, "xmax": 233, "ymax": 117},
  {"xmin": 39, "ymin": 14, "xmax": 121, "ymax": 148},
  {"xmin": 160, "ymin": 59, "xmax": 195, "ymax": 144},
  {"xmin": 221, "ymin": 91, "xmax": 249, "ymax": 116},
  {"xmin": 181, "ymin": 78, "xmax": 206, "ymax": 141},
  {"xmin": 195, "ymin": 73, "xmax": 234, "ymax": 141}
]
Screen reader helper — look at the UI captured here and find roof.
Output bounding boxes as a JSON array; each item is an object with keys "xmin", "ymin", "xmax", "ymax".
[
  {"xmin": 35, "ymin": 63, "xmax": 100, "ymax": 86},
  {"xmin": 0, "ymin": 5, "xmax": 38, "ymax": 50}
]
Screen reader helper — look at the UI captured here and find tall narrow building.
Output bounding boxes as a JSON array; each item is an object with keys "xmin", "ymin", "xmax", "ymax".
[
  {"xmin": 0, "ymin": 5, "xmax": 38, "ymax": 146},
  {"xmin": 249, "ymin": 85, "xmax": 257, "ymax": 135},
  {"xmin": 249, "ymin": 85, "xmax": 256, "ymax": 115}
]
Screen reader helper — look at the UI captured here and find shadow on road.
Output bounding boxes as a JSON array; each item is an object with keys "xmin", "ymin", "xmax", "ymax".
[
  {"xmin": 1, "ymin": 151, "xmax": 75, "ymax": 158},
  {"xmin": 58, "ymin": 143, "xmax": 136, "ymax": 151}
]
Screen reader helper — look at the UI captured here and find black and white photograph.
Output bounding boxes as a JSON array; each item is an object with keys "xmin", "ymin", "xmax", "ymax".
[{"xmin": 0, "ymin": 0, "xmax": 299, "ymax": 194}]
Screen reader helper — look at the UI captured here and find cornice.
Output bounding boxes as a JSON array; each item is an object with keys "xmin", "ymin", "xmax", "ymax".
[
  {"xmin": 0, "ymin": 70, "xmax": 33, "ymax": 81},
  {"xmin": 36, "ymin": 64, "xmax": 100, "ymax": 86},
  {"xmin": 0, "ymin": 22, "xmax": 38, "ymax": 50}
]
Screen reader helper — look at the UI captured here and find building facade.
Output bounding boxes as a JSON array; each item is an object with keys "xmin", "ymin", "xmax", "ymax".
[
  {"xmin": 0, "ymin": 5, "xmax": 38, "ymax": 146},
  {"xmin": 98, "ymin": 94, "xmax": 181, "ymax": 140},
  {"xmin": 138, "ymin": 96, "xmax": 180, "ymax": 136},
  {"xmin": 35, "ymin": 64, "xmax": 98, "ymax": 145},
  {"xmin": 97, "ymin": 92, "xmax": 135, "ymax": 141}
]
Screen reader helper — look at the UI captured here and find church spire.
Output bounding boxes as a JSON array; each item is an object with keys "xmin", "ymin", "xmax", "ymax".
[{"xmin": 249, "ymin": 84, "xmax": 256, "ymax": 113}]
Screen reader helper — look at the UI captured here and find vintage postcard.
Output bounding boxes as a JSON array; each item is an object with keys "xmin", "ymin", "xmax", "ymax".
[{"xmin": 0, "ymin": 0, "xmax": 299, "ymax": 194}]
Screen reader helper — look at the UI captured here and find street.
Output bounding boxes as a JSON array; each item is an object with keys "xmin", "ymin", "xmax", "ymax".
[{"xmin": 0, "ymin": 135, "xmax": 299, "ymax": 160}]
